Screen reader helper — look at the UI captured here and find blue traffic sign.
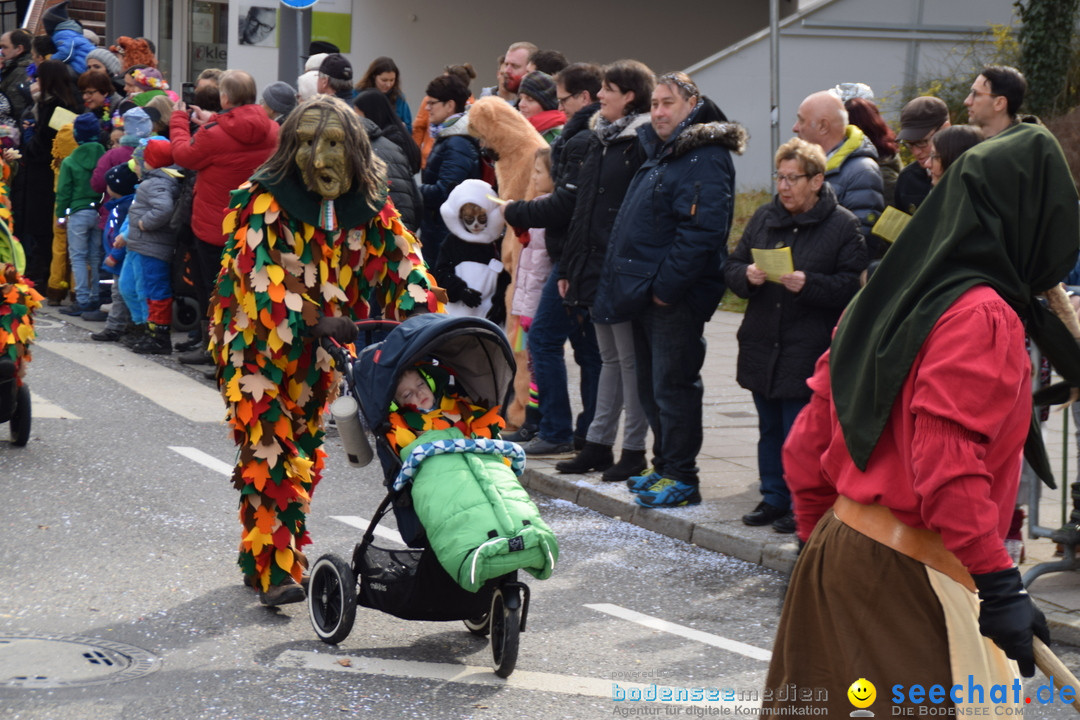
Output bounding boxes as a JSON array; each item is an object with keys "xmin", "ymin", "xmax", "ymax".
[{"xmin": 280, "ymin": 0, "xmax": 319, "ymax": 8}]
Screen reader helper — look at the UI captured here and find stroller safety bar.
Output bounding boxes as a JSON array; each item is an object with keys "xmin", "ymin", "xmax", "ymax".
[{"xmin": 392, "ymin": 438, "xmax": 526, "ymax": 491}]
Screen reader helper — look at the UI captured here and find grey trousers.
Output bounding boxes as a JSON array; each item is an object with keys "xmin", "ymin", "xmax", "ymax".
[{"xmin": 585, "ymin": 320, "xmax": 648, "ymax": 451}]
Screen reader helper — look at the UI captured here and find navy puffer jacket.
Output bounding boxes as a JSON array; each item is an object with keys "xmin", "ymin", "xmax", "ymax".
[
  {"xmin": 594, "ymin": 98, "xmax": 747, "ymax": 322},
  {"xmin": 419, "ymin": 115, "xmax": 480, "ymax": 260}
]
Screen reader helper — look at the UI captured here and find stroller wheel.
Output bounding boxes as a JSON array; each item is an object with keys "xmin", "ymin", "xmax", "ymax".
[
  {"xmin": 489, "ymin": 587, "xmax": 520, "ymax": 678},
  {"xmin": 463, "ymin": 613, "xmax": 490, "ymax": 637},
  {"xmin": 10, "ymin": 384, "xmax": 30, "ymax": 447},
  {"xmin": 172, "ymin": 296, "xmax": 200, "ymax": 334},
  {"xmin": 308, "ymin": 554, "xmax": 357, "ymax": 645}
]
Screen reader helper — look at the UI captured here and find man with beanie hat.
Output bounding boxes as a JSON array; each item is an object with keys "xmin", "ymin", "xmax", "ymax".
[
  {"xmin": 90, "ymin": 163, "xmax": 139, "ymax": 342},
  {"xmin": 317, "ymin": 53, "xmax": 354, "ymax": 102},
  {"xmin": 57, "ymin": 112, "xmax": 107, "ymax": 317},
  {"xmin": 516, "ymin": 71, "xmax": 565, "ymax": 143},
  {"xmin": 0, "ymin": 30, "xmax": 32, "ymax": 124},
  {"xmin": 893, "ymin": 96, "xmax": 950, "ymax": 214},
  {"xmin": 43, "ymin": 1, "xmax": 94, "ymax": 75},
  {"xmin": 121, "ymin": 137, "xmax": 183, "ymax": 354},
  {"xmin": 261, "ymin": 81, "xmax": 296, "ymax": 124}
]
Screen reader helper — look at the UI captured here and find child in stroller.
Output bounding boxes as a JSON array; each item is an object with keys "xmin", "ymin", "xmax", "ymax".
[{"xmin": 308, "ymin": 314, "xmax": 558, "ymax": 678}]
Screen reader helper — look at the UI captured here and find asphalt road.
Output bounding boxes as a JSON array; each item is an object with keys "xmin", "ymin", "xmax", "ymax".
[{"xmin": 1, "ymin": 316, "xmax": 1077, "ymax": 719}]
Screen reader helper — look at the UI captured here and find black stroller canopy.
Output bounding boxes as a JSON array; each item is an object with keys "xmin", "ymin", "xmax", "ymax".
[{"xmin": 355, "ymin": 314, "xmax": 516, "ymax": 433}]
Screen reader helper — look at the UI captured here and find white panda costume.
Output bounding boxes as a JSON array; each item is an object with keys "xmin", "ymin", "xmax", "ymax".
[{"xmin": 433, "ymin": 179, "xmax": 506, "ymax": 318}]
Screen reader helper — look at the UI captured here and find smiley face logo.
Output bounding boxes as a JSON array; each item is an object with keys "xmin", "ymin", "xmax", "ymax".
[{"xmin": 847, "ymin": 678, "xmax": 876, "ymax": 709}]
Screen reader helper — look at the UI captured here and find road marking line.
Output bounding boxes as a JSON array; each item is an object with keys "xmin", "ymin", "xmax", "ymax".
[
  {"xmin": 329, "ymin": 515, "xmax": 404, "ymax": 545},
  {"xmin": 584, "ymin": 603, "xmax": 772, "ymax": 662},
  {"xmin": 29, "ymin": 392, "xmax": 80, "ymax": 419},
  {"xmin": 38, "ymin": 341, "xmax": 223, "ymax": 423},
  {"xmin": 273, "ymin": 649, "xmax": 742, "ymax": 705},
  {"xmin": 169, "ymin": 446, "xmax": 234, "ymax": 476}
]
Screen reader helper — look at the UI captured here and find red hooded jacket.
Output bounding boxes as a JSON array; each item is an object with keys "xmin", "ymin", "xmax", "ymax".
[{"xmin": 170, "ymin": 104, "xmax": 279, "ymax": 246}]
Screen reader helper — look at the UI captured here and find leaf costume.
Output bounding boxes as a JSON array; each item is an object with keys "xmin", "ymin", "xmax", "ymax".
[
  {"xmin": 0, "ymin": 160, "xmax": 41, "ymax": 382},
  {"xmin": 208, "ymin": 168, "xmax": 444, "ymax": 591}
]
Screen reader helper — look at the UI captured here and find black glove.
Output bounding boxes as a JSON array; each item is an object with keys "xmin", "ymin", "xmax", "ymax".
[
  {"xmin": 973, "ymin": 567, "xmax": 1050, "ymax": 677},
  {"xmin": 460, "ymin": 288, "xmax": 482, "ymax": 308},
  {"xmin": 313, "ymin": 316, "xmax": 358, "ymax": 344}
]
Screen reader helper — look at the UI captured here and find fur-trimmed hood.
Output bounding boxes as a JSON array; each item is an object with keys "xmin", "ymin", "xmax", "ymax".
[{"xmin": 673, "ymin": 121, "xmax": 749, "ymax": 158}]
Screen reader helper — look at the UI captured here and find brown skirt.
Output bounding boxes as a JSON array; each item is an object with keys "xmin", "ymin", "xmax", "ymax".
[{"xmin": 764, "ymin": 511, "xmax": 953, "ymax": 715}]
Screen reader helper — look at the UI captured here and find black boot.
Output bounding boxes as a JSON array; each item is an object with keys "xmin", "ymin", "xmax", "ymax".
[
  {"xmin": 555, "ymin": 441, "xmax": 614, "ymax": 474},
  {"xmin": 133, "ymin": 323, "xmax": 172, "ymax": 355},
  {"xmin": 121, "ymin": 323, "xmax": 146, "ymax": 349},
  {"xmin": 178, "ymin": 320, "xmax": 212, "ymax": 364},
  {"xmin": 601, "ymin": 449, "xmax": 648, "ymax": 483}
]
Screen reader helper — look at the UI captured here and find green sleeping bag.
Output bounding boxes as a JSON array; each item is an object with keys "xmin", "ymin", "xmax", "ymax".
[{"xmin": 399, "ymin": 428, "xmax": 558, "ymax": 593}]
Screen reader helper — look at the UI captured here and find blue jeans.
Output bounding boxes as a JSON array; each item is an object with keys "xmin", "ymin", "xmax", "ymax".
[
  {"xmin": 752, "ymin": 393, "xmax": 808, "ymax": 511},
  {"xmin": 66, "ymin": 208, "xmax": 103, "ymax": 306},
  {"xmin": 632, "ymin": 302, "xmax": 707, "ymax": 485},
  {"xmin": 527, "ymin": 264, "xmax": 601, "ymax": 443},
  {"xmin": 119, "ymin": 252, "xmax": 148, "ymax": 324}
]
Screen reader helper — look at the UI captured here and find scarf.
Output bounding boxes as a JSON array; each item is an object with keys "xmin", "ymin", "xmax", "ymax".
[
  {"xmin": 595, "ymin": 112, "xmax": 640, "ymax": 146},
  {"xmin": 830, "ymin": 122, "xmax": 1080, "ymax": 485}
]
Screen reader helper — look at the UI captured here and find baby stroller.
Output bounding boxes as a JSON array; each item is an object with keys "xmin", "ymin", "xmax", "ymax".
[{"xmin": 308, "ymin": 314, "xmax": 550, "ymax": 678}]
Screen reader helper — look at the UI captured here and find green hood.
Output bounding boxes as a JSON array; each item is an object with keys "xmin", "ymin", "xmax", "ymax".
[{"xmin": 830, "ymin": 122, "xmax": 1080, "ymax": 483}]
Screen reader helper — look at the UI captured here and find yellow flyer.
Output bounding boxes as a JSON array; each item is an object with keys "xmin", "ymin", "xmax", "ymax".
[
  {"xmin": 751, "ymin": 246, "xmax": 794, "ymax": 283},
  {"xmin": 48, "ymin": 106, "xmax": 77, "ymax": 132},
  {"xmin": 871, "ymin": 205, "xmax": 912, "ymax": 244}
]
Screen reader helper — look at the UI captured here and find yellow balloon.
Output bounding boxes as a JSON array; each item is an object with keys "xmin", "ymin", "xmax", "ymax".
[{"xmin": 847, "ymin": 678, "xmax": 876, "ymax": 709}]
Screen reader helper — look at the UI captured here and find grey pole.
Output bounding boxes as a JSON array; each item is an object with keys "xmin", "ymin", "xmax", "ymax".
[{"xmin": 770, "ymin": 0, "xmax": 780, "ymax": 166}]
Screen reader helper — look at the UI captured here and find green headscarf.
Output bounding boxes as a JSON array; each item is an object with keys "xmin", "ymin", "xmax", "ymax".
[{"xmin": 830, "ymin": 122, "xmax": 1080, "ymax": 485}]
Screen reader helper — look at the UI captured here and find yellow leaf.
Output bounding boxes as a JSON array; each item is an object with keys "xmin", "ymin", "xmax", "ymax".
[
  {"xmin": 253, "ymin": 192, "xmax": 273, "ymax": 215},
  {"xmin": 339, "ymin": 264, "xmax": 352, "ymax": 288},
  {"xmin": 267, "ymin": 328, "xmax": 284, "ymax": 353},
  {"xmin": 225, "ymin": 373, "xmax": 243, "ymax": 402},
  {"xmin": 16, "ymin": 323, "xmax": 33, "ymax": 343},
  {"xmin": 267, "ymin": 265, "xmax": 285, "ymax": 285},
  {"xmin": 275, "ymin": 547, "xmax": 294, "ymax": 571},
  {"xmin": 222, "ymin": 210, "xmax": 238, "ymax": 234}
]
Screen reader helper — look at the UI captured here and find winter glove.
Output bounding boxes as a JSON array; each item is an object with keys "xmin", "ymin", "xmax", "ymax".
[
  {"xmin": 973, "ymin": 567, "xmax": 1049, "ymax": 677},
  {"xmin": 460, "ymin": 288, "xmax": 482, "ymax": 308},
  {"xmin": 313, "ymin": 316, "xmax": 358, "ymax": 344}
]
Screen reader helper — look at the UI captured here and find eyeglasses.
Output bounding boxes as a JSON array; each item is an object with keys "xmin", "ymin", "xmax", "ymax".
[
  {"xmin": 82, "ymin": 89, "xmax": 102, "ymax": 96},
  {"xmin": 928, "ymin": 152, "xmax": 940, "ymax": 161},
  {"xmin": 900, "ymin": 137, "xmax": 933, "ymax": 151},
  {"xmin": 966, "ymin": 89, "xmax": 999, "ymax": 100},
  {"xmin": 774, "ymin": 172, "xmax": 808, "ymax": 186},
  {"xmin": 557, "ymin": 91, "xmax": 580, "ymax": 108},
  {"xmin": 424, "ymin": 99, "xmax": 445, "ymax": 109}
]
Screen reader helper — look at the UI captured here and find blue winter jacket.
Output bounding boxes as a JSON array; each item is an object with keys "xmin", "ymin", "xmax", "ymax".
[
  {"xmin": 419, "ymin": 115, "xmax": 480, "ymax": 262},
  {"xmin": 823, "ymin": 125, "xmax": 884, "ymax": 246},
  {"xmin": 594, "ymin": 101, "xmax": 747, "ymax": 322},
  {"xmin": 52, "ymin": 22, "xmax": 94, "ymax": 75}
]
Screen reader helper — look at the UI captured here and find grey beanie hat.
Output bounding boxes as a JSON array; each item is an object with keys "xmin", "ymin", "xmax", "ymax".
[
  {"xmin": 262, "ymin": 81, "xmax": 297, "ymax": 116},
  {"xmin": 87, "ymin": 48, "xmax": 122, "ymax": 77},
  {"xmin": 122, "ymin": 107, "xmax": 153, "ymax": 141}
]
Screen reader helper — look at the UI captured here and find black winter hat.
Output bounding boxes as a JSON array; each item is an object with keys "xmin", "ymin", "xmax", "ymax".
[
  {"xmin": 307, "ymin": 40, "xmax": 339, "ymax": 57},
  {"xmin": 42, "ymin": 1, "xmax": 70, "ymax": 35},
  {"xmin": 106, "ymin": 162, "xmax": 137, "ymax": 196},
  {"xmin": 518, "ymin": 72, "xmax": 558, "ymax": 111}
]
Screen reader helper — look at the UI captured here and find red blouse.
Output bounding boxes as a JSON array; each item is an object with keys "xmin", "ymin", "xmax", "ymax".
[{"xmin": 784, "ymin": 285, "xmax": 1029, "ymax": 575}]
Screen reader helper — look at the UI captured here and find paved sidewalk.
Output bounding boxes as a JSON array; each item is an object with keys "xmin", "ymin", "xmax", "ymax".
[{"xmin": 518, "ymin": 307, "xmax": 1080, "ymax": 646}]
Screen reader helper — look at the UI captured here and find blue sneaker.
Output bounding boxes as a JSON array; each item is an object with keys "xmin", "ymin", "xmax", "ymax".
[
  {"xmin": 627, "ymin": 468, "xmax": 661, "ymax": 494},
  {"xmin": 635, "ymin": 479, "xmax": 701, "ymax": 508}
]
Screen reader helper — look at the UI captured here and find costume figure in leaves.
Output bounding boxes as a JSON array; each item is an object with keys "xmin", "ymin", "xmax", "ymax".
[
  {"xmin": 0, "ymin": 158, "xmax": 41, "ymax": 389},
  {"xmin": 208, "ymin": 95, "xmax": 445, "ymax": 606}
]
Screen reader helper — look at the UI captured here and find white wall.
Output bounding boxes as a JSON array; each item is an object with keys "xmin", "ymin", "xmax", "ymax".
[{"xmin": 689, "ymin": 0, "xmax": 1019, "ymax": 190}]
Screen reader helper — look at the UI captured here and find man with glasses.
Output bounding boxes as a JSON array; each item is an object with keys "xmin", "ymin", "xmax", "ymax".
[
  {"xmin": 893, "ymin": 96, "xmax": 950, "ymax": 214},
  {"xmin": 503, "ymin": 62, "xmax": 603, "ymax": 453},
  {"xmin": 965, "ymin": 65, "xmax": 1027, "ymax": 139}
]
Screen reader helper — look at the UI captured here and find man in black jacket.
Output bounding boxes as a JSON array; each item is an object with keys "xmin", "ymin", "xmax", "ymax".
[
  {"xmin": 503, "ymin": 62, "xmax": 603, "ymax": 454},
  {"xmin": 597, "ymin": 72, "xmax": 746, "ymax": 508}
]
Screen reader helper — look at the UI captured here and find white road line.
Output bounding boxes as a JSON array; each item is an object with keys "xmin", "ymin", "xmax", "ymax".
[
  {"xmin": 38, "ymin": 341, "xmax": 223, "ymax": 423},
  {"xmin": 273, "ymin": 649, "xmax": 744, "ymax": 706},
  {"xmin": 169, "ymin": 446, "xmax": 234, "ymax": 476},
  {"xmin": 329, "ymin": 515, "xmax": 404, "ymax": 545},
  {"xmin": 29, "ymin": 391, "xmax": 80, "ymax": 419},
  {"xmin": 166, "ymin": 451, "xmax": 405, "ymax": 546},
  {"xmin": 585, "ymin": 603, "xmax": 772, "ymax": 663}
]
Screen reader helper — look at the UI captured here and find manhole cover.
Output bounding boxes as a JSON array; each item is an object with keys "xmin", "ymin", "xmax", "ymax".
[{"xmin": 0, "ymin": 633, "xmax": 160, "ymax": 689}]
